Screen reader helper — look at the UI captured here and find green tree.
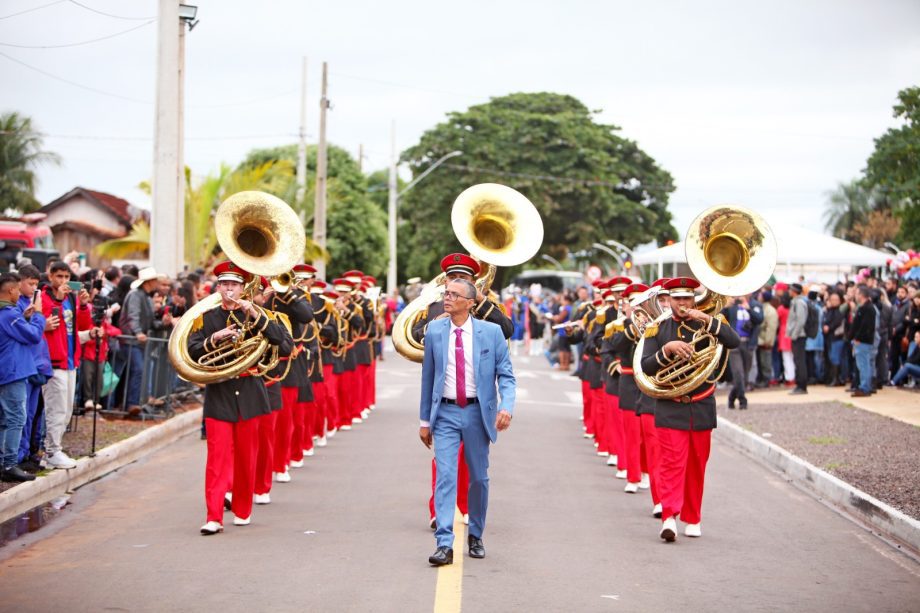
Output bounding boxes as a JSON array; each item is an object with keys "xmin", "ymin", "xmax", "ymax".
[
  {"xmin": 823, "ymin": 179, "xmax": 875, "ymax": 242},
  {"xmin": 240, "ymin": 144, "xmax": 388, "ymax": 277},
  {"xmin": 864, "ymin": 86, "xmax": 920, "ymax": 245},
  {"xmin": 0, "ymin": 112, "xmax": 59, "ymax": 213},
  {"xmin": 96, "ymin": 219, "xmax": 150, "ymax": 260},
  {"xmin": 398, "ymin": 92, "xmax": 677, "ymax": 283}
]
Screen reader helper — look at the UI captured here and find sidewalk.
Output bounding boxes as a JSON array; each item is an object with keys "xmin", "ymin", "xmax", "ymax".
[{"xmin": 735, "ymin": 385, "xmax": 920, "ymax": 426}]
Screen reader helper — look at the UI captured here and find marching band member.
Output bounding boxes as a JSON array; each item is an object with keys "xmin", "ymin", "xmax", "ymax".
[
  {"xmin": 293, "ymin": 266, "xmax": 326, "ymax": 455},
  {"xmin": 190, "ymin": 261, "xmax": 292, "ymax": 534},
  {"xmin": 599, "ymin": 277, "xmax": 631, "ymax": 476},
  {"xmin": 312, "ymin": 280, "xmax": 343, "ymax": 444},
  {"xmin": 640, "ymin": 277, "xmax": 740, "ymax": 542},
  {"xmin": 609, "ymin": 283, "xmax": 648, "ymax": 494},
  {"xmin": 343, "ymin": 270, "xmax": 372, "ymax": 423},
  {"xmin": 331, "ymin": 278, "xmax": 366, "ymax": 431},
  {"xmin": 571, "ymin": 280, "xmax": 602, "ymax": 440},
  {"xmin": 361, "ymin": 274, "xmax": 381, "ymax": 414},
  {"xmin": 566, "ymin": 290, "xmax": 606, "ymax": 456},
  {"xmin": 598, "ymin": 285, "xmax": 621, "ymax": 468},
  {"xmin": 266, "ymin": 268, "xmax": 314, "ymax": 482}
]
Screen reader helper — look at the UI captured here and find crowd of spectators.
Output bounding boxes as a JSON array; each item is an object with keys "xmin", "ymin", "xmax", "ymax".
[{"xmin": 0, "ymin": 252, "xmax": 203, "ymax": 482}]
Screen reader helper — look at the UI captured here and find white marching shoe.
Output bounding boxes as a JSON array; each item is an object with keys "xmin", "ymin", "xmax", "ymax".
[
  {"xmin": 233, "ymin": 515, "xmax": 251, "ymax": 526},
  {"xmin": 316, "ymin": 435, "xmax": 328, "ymax": 447},
  {"xmin": 361, "ymin": 409, "xmax": 370, "ymax": 419},
  {"xmin": 303, "ymin": 448, "xmax": 315, "ymax": 457},
  {"xmin": 652, "ymin": 503, "xmax": 663, "ymax": 518},
  {"xmin": 659, "ymin": 517, "xmax": 677, "ymax": 542},
  {"xmin": 352, "ymin": 417, "xmax": 363, "ymax": 425},
  {"xmin": 583, "ymin": 432, "xmax": 594, "ymax": 439},
  {"xmin": 289, "ymin": 458, "xmax": 304, "ymax": 468},
  {"xmin": 684, "ymin": 522, "xmax": 702, "ymax": 538},
  {"xmin": 327, "ymin": 428, "xmax": 337, "ymax": 438},
  {"xmin": 639, "ymin": 473, "xmax": 650, "ymax": 490},
  {"xmin": 200, "ymin": 521, "xmax": 223, "ymax": 535},
  {"xmin": 597, "ymin": 450, "xmax": 609, "ymax": 457},
  {"xmin": 369, "ymin": 404, "xmax": 376, "ymax": 411},
  {"xmin": 463, "ymin": 514, "xmax": 469, "ymax": 525},
  {"xmin": 606, "ymin": 455, "xmax": 618, "ymax": 466},
  {"xmin": 340, "ymin": 424, "xmax": 352, "ymax": 431},
  {"xmin": 615, "ymin": 469, "xmax": 627, "ymax": 480},
  {"xmin": 253, "ymin": 493, "xmax": 271, "ymax": 505},
  {"xmin": 624, "ymin": 482, "xmax": 639, "ymax": 493},
  {"xmin": 274, "ymin": 470, "xmax": 291, "ymax": 483}
]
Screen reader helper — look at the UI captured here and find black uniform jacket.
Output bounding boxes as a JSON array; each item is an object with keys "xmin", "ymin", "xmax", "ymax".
[
  {"xmin": 353, "ymin": 296, "xmax": 375, "ymax": 366},
  {"xmin": 611, "ymin": 319, "xmax": 641, "ymax": 411},
  {"xmin": 411, "ymin": 296, "xmax": 514, "ymax": 344},
  {"xmin": 640, "ymin": 314, "xmax": 740, "ymax": 431},
  {"xmin": 267, "ymin": 289, "xmax": 314, "ymax": 403},
  {"xmin": 305, "ymin": 294, "xmax": 326, "ymax": 383},
  {"xmin": 569, "ymin": 307, "xmax": 604, "ymax": 389},
  {"xmin": 342, "ymin": 301, "xmax": 365, "ymax": 372},
  {"xmin": 315, "ymin": 297, "xmax": 344, "ymax": 375},
  {"xmin": 189, "ymin": 306, "xmax": 293, "ymax": 422},
  {"xmin": 597, "ymin": 307, "xmax": 621, "ymax": 395}
]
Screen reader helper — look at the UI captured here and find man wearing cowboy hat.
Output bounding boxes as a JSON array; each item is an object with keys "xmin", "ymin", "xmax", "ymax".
[{"xmin": 118, "ymin": 266, "xmax": 159, "ymax": 415}]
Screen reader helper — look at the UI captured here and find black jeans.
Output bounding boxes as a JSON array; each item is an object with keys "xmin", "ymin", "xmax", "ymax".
[
  {"xmin": 728, "ymin": 344, "xmax": 753, "ymax": 405},
  {"xmin": 792, "ymin": 337, "xmax": 808, "ymax": 390}
]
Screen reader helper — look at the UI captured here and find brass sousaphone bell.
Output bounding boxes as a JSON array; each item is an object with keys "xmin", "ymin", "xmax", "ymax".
[
  {"xmin": 168, "ymin": 191, "xmax": 305, "ymax": 383},
  {"xmin": 633, "ymin": 205, "xmax": 776, "ymax": 399},
  {"xmin": 391, "ymin": 183, "xmax": 544, "ymax": 363}
]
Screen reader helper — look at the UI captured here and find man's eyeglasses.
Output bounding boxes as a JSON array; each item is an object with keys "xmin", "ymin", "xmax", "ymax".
[{"xmin": 444, "ymin": 290, "xmax": 471, "ymax": 301}]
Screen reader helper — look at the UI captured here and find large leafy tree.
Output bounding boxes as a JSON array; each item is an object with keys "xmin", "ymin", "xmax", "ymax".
[
  {"xmin": 240, "ymin": 144, "xmax": 388, "ymax": 277},
  {"xmin": 398, "ymin": 92, "xmax": 677, "ymax": 282},
  {"xmin": 864, "ymin": 86, "xmax": 920, "ymax": 245},
  {"xmin": 0, "ymin": 112, "xmax": 59, "ymax": 213},
  {"xmin": 823, "ymin": 179, "xmax": 875, "ymax": 242}
]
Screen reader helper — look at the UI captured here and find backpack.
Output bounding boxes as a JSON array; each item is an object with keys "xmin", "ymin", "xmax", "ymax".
[{"xmin": 804, "ymin": 299, "xmax": 820, "ymax": 339}]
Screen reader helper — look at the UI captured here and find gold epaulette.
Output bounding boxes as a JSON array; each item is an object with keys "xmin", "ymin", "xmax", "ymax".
[
  {"xmin": 716, "ymin": 313, "xmax": 729, "ymax": 325},
  {"xmin": 192, "ymin": 314, "xmax": 204, "ymax": 332},
  {"xmin": 643, "ymin": 323, "xmax": 659, "ymax": 338},
  {"xmin": 595, "ymin": 306, "xmax": 607, "ymax": 325}
]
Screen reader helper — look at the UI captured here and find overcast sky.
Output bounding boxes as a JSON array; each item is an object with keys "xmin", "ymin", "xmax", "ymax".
[{"xmin": 3, "ymin": 0, "xmax": 918, "ymax": 250}]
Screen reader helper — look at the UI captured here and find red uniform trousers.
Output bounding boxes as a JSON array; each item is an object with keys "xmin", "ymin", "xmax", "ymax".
[
  {"xmin": 581, "ymin": 380, "xmax": 594, "ymax": 436},
  {"xmin": 621, "ymin": 409, "xmax": 642, "ymax": 483},
  {"xmin": 367, "ymin": 359, "xmax": 377, "ymax": 407},
  {"xmin": 604, "ymin": 393, "xmax": 625, "ymax": 469},
  {"xmin": 429, "ymin": 443, "xmax": 469, "ymax": 519},
  {"xmin": 358, "ymin": 363, "xmax": 372, "ymax": 411},
  {"xmin": 656, "ymin": 427, "xmax": 711, "ymax": 524},
  {"xmin": 311, "ymin": 380, "xmax": 326, "ymax": 436},
  {"xmin": 290, "ymin": 400, "xmax": 307, "ymax": 462},
  {"xmin": 351, "ymin": 367, "xmax": 365, "ymax": 417},
  {"xmin": 254, "ymin": 411, "xmax": 276, "ymax": 496},
  {"xmin": 322, "ymin": 365, "xmax": 340, "ymax": 430},
  {"xmin": 204, "ymin": 417, "xmax": 259, "ymax": 523},
  {"xmin": 337, "ymin": 370, "xmax": 354, "ymax": 427},
  {"xmin": 273, "ymin": 388, "xmax": 297, "ymax": 472},
  {"xmin": 591, "ymin": 388, "xmax": 608, "ymax": 453},
  {"xmin": 640, "ymin": 413, "xmax": 661, "ymax": 505}
]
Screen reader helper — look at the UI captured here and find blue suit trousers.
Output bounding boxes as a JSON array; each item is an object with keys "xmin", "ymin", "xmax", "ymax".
[{"xmin": 432, "ymin": 401, "xmax": 490, "ymax": 548}]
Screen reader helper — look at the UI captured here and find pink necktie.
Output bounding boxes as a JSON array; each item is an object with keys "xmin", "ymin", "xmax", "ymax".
[{"xmin": 454, "ymin": 328, "xmax": 467, "ymax": 407}]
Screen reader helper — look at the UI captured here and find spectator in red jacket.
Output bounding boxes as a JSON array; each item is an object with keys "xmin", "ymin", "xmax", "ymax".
[{"xmin": 41, "ymin": 261, "xmax": 94, "ymax": 470}]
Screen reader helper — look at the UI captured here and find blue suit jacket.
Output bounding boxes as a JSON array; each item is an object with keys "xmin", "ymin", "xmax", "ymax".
[{"xmin": 419, "ymin": 316, "xmax": 516, "ymax": 442}]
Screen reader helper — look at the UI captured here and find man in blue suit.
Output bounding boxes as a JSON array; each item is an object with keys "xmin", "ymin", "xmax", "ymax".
[{"xmin": 420, "ymin": 278, "xmax": 516, "ymax": 566}]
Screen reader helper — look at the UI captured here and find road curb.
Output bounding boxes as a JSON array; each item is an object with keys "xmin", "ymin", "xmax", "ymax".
[
  {"xmin": 0, "ymin": 408, "xmax": 202, "ymax": 525},
  {"xmin": 715, "ymin": 414, "xmax": 920, "ymax": 556}
]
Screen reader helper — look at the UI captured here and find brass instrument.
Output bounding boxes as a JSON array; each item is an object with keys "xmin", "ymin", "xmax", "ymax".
[
  {"xmin": 633, "ymin": 205, "xmax": 776, "ymax": 399},
  {"xmin": 392, "ymin": 183, "xmax": 544, "ymax": 362},
  {"xmin": 168, "ymin": 191, "xmax": 306, "ymax": 383},
  {"xmin": 270, "ymin": 270, "xmax": 295, "ymax": 294}
]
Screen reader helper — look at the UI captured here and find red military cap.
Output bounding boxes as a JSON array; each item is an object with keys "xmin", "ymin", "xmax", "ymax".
[
  {"xmin": 602, "ymin": 289, "xmax": 616, "ymax": 302},
  {"xmin": 213, "ymin": 260, "xmax": 251, "ymax": 284},
  {"xmin": 608, "ymin": 276, "xmax": 632, "ymax": 292},
  {"xmin": 440, "ymin": 253, "xmax": 481, "ymax": 276},
  {"xmin": 343, "ymin": 269, "xmax": 364, "ymax": 282},
  {"xmin": 310, "ymin": 279, "xmax": 327, "ymax": 294},
  {"xmin": 258, "ymin": 276, "xmax": 270, "ymax": 290},
  {"xmin": 332, "ymin": 278, "xmax": 355, "ymax": 292},
  {"xmin": 323, "ymin": 288, "xmax": 340, "ymax": 300},
  {"xmin": 623, "ymin": 283, "xmax": 649, "ymax": 299},
  {"xmin": 663, "ymin": 277, "xmax": 700, "ymax": 298},
  {"xmin": 592, "ymin": 298, "xmax": 603, "ymax": 307},
  {"xmin": 652, "ymin": 277, "xmax": 671, "ymax": 295},
  {"xmin": 591, "ymin": 278, "xmax": 606, "ymax": 289},
  {"xmin": 293, "ymin": 264, "xmax": 317, "ymax": 279},
  {"xmin": 362, "ymin": 274, "xmax": 377, "ymax": 286}
]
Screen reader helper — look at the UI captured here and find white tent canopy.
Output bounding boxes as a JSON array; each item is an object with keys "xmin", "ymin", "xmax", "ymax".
[{"xmin": 633, "ymin": 220, "xmax": 890, "ymax": 269}]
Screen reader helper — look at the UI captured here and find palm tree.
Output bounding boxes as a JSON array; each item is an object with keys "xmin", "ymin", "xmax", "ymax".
[
  {"xmin": 823, "ymin": 180, "xmax": 874, "ymax": 242},
  {"xmin": 0, "ymin": 112, "xmax": 60, "ymax": 213},
  {"xmin": 95, "ymin": 219, "xmax": 150, "ymax": 259}
]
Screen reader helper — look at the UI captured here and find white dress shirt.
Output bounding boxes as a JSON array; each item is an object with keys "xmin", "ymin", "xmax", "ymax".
[
  {"xmin": 420, "ymin": 315, "xmax": 476, "ymax": 428},
  {"xmin": 443, "ymin": 315, "xmax": 476, "ymax": 400}
]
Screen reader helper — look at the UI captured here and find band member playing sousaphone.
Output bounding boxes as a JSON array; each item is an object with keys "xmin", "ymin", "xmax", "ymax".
[
  {"xmin": 192, "ymin": 261, "xmax": 293, "ymax": 535},
  {"xmin": 639, "ymin": 277, "xmax": 740, "ymax": 542}
]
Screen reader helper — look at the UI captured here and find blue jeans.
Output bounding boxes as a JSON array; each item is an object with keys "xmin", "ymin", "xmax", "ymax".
[
  {"xmin": 892, "ymin": 363, "xmax": 920, "ymax": 386},
  {"xmin": 827, "ymin": 340, "xmax": 844, "ymax": 366},
  {"xmin": 854, "ymin": 343, "xmax": 873, "ymax": 393},
  {"xmin": 0, "ymin": 379, "xmax": 28, "ymax": 469},
  {"xmin": 18, "ymin": 379, "xmax": 44, "ymax": 463},
  {"xmin": 118, "ymin": 344, "xmax": 144, "ymax": 407}
]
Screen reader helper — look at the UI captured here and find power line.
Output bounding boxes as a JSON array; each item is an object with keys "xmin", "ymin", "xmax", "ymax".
[
  {"xmin": 331, "ymin": 71, "xmax": 480, "ymax": 100},
  {"xmin": 0, "ymin": 18, "xmax": 154, "ymax": 48},
  {"xmin": 0, "ymin": 131, "xmax": 300, "ymax": 142},
  {"xmin": 0, "ymin": 0, "xmax": 65, "ymax": 20},
  {"xmin": 67, "ymin": 0, "xmax": 155, "ymax": 20},
  {"xmin": 0, "ymin": 50, "xmax": 149, "ymax": 102}
]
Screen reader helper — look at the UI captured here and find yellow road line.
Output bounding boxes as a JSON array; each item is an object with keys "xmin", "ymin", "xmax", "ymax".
[{"xmin": 433, "ymin": 509, "xmax": 465, "ymax": 613}]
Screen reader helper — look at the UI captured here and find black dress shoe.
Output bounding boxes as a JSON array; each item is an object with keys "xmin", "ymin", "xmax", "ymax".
[
  {"xmin": 428, "ymin": 546, "xmax": 453, "ymax": 566},
  {"xmin": 1, "ymin": 466, "xmax": 37, "ymax": 482},
  {"xmin": 18, "ymin": 459, "xmax": 40, "ymax": 473},
  {"xmin": 468, "ymin": 535, "xmax": 485, "ymax": 559}
]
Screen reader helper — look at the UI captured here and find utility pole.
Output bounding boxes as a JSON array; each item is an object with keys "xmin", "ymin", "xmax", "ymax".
[
  {"xmin": 295, "ymin": 56, "xmax": 308, "ymax": 225},
  {"xmin": 386, "ymin": 121, "xmax": 397, "ymax": 295},
  {"xmin": 357, "ymin": 143, "xmax": 364, "ymax": 173},
  {"xmin": 150, "ymin": 0, "xmax": 183, "ymax": 275},
  {"xmin": 312, "ymin": 61, "xmax": 329, "ymax": 277}
]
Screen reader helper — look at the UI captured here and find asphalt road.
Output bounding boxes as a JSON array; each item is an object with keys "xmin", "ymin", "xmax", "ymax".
[{"xmin": 0, "ymin": 347, "xmax": 918, "ymax": 612}]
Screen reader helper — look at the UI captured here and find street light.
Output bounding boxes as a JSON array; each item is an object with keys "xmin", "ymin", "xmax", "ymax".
[
  {"xmin": 178, "ymin": 4, "xmax": 199, "ymax": 29},
  {"xmin": 593, "ymin": 242, "xmax": 625, "ymax": 273},
  {"xmin": 386, "ymin": 150, "xmax": 463, "ymax": 294},
  {"xmin": 541, "ymin": 254, "xmax": 564, "ymax": 270}
]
